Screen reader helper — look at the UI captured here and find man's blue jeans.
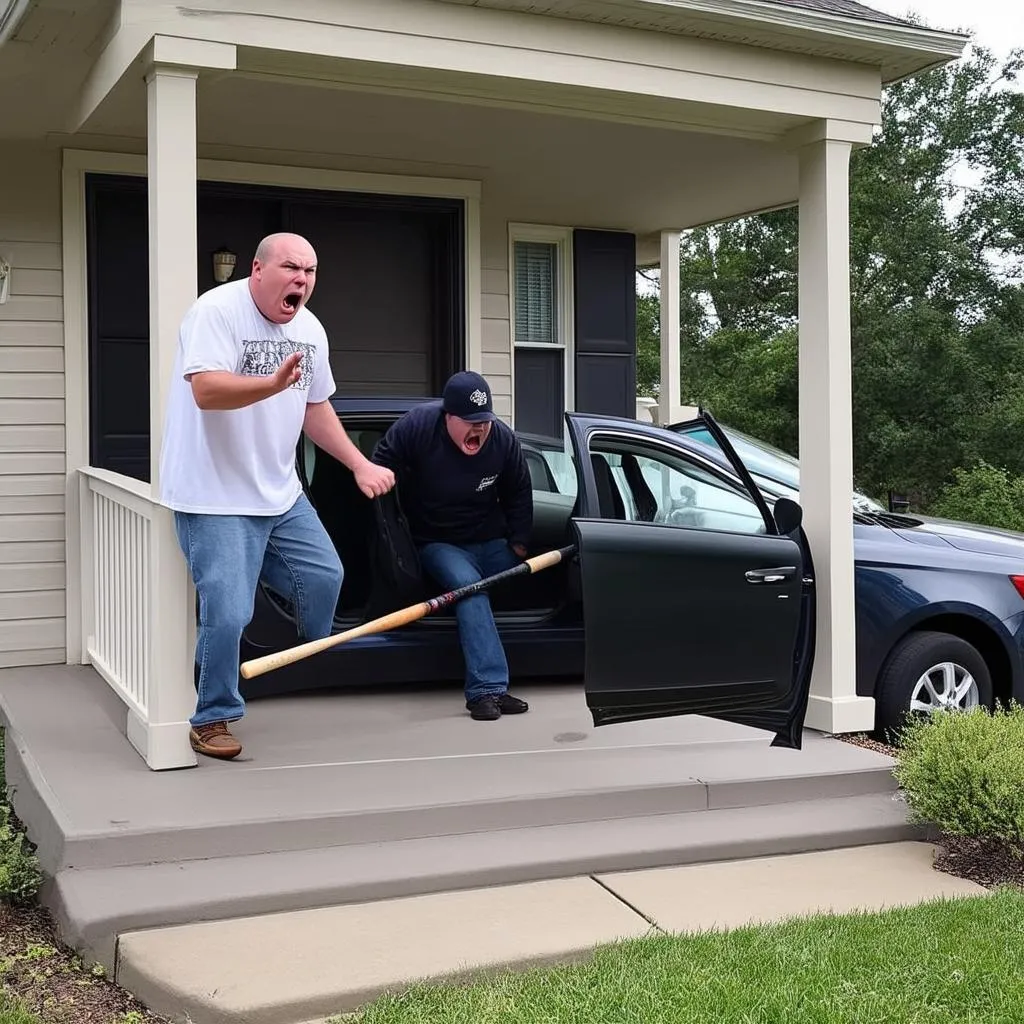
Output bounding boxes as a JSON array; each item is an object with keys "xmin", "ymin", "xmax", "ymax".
[
  {"xmin": 418, "ymin": 538, "xmax": 521, "ymax": 703},
  {"xmin": 174, "ymin": 492, "xmax": 342, "ymax": 727}
]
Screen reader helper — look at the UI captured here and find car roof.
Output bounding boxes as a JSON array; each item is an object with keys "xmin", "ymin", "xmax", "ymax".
[{"xmin": 329, "ymin": 395, "xmax": 745, "ymax": 475}]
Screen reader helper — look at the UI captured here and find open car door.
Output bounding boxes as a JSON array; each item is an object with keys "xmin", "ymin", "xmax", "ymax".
[{"xmin": 567, "ymin": 411, "xmax": 815, "ymax": 749}]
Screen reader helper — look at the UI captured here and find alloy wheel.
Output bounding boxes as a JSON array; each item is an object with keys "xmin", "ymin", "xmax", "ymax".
[{"xmin": 909, "ymin": 661, "xmax": 979, "ymax": 714}]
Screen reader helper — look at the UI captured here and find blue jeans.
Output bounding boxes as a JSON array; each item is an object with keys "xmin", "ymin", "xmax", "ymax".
[
  {"xmin": 418, "ymin": 538, "xmax": 521, "ymax": 703},
  {"xmin": 174, "ymin": 492, "xmax": 342, "ymax": 727}
]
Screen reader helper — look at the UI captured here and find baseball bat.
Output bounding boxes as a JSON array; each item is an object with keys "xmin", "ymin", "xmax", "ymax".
[{"xmin": 239, "ymin": 544, "xmax": 576, "ymax": 679}]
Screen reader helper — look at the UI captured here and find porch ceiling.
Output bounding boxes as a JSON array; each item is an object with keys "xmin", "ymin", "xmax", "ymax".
[
  {"xmin": 76, "ymin": 67, "xmax": 803, "ymax": 234},
  {"xmin": 0, "ymin": 0, "xmax": 117, "ymax": 136}
]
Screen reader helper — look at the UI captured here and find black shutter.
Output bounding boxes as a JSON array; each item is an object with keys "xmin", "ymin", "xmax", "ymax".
[
  {"xmin": 513, "ymin": 348, "xmax": 564, "ymax": 438},
  {"xmin": 572, "ymin": 229, "xmax": 636, "ymax": 418}
]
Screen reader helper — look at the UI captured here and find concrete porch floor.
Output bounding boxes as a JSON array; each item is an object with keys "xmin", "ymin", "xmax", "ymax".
[{"xmin": 0, "ymin": 664, "xmax": 919, "ymax": 973}]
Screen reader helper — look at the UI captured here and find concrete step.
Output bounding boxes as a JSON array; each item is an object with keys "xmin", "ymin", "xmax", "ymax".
[
  {"xmin": 52, "ymin": 789, "xmax": 919, "ymax": 972},
  {"xmin": 115, "ymin": 842, "xmax": 984, "ymax": 1024},
  {"xmin": 6, "ymin": 713, "xmax": 898, "ymax": 873}
]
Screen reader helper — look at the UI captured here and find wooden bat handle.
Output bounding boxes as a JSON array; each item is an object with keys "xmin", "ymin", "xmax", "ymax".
[
  {"xmin": 239, "ymin": 601, "xmax": 430, "ymax": 678},
  {"xmin": 524, "ymin": 548, "xmax": 565, "ymax": 573}
]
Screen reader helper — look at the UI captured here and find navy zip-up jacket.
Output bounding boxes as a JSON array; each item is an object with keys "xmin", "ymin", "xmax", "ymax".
[{"xmin": 371, "ymin": 401, "xmax": 533, "ymax": 550}]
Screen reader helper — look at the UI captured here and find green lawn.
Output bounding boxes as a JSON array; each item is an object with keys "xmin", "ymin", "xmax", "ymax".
[
  {"xmin": 348, "ymin": 889, "xmax": 1023, "ymax": 1024},
  {"xmin": 0, "ymin": 996, "xmax": 39, "ymax": 1024}
]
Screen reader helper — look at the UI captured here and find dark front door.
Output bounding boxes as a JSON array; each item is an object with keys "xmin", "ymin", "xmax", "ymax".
[
  {"xmin": 85, "ymin": 176, "xmax": 151, "ymax": 481},
  {"xmin": 86, "ymin": 174, "xmax": 465, "ymax": 483},
  {"xmin": 286, "ymin": 199, "xmax": 462, "ymax": 397},
  {"xmin": 566, "ymin": 411, "xmax": 815, "ymax": 749}
]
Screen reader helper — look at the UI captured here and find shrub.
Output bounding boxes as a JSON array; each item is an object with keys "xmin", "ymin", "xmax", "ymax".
[
  {"xmin": 929, "ymin": 461, "xmax": 1024, "ymax": 533},
  {"xmin": 893, "ymin": 704, "xmax": 1024, "ymax": 853},
  {"xmin": 0, "ymin": 805, "xmax": 42, "ymax": 906},
  {"xmin": 0, "ymin": 730, "xmax": 42, "ymax": 906}
]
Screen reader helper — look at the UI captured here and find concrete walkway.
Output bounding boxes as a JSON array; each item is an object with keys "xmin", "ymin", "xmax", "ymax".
[{"xmin": 116, "ymin": 841, "xmax": 985, "ymax": 1024}]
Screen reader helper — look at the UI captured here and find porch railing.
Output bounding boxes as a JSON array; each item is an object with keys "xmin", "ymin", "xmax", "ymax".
[{"xmin": 79, "ymin": 467, "xmax": 197, "ymax": 770}]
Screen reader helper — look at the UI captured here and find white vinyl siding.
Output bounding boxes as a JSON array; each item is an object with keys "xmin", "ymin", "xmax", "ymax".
[{"xmin": 0, "ymin": 144, "xmax": 65, "ymax": 667}]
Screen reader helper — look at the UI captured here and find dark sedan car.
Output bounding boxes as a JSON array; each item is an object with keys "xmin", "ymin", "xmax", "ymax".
[{"xmin": 239, "ymin": 397, "xmax": 1024, "ymax": 744}]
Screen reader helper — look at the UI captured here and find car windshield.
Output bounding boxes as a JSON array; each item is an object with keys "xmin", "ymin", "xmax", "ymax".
[{"xmin": 671, "ymin": 421, "xmax": 886, "ymax": 513}]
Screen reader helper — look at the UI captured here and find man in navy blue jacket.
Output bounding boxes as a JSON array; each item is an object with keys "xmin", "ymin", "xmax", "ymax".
[{"xmin": 372, "ymin": 371, "xmax": 534, "ymax": 720}]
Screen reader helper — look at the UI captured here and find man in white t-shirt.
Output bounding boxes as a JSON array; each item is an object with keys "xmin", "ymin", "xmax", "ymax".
[{"xmin": 159, "ymin": 232, "xmax": 395, "ymax": 761}]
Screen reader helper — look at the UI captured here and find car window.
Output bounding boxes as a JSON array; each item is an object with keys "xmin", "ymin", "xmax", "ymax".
[
  {"xmin": 541, "ymin": 450, "xmax": 577, "ymax": 496},
  {"xmin": 303, "ymin": 425, "xmax": 385, "ymax": 486},
  {"xmin": 589, "ymin": 436, "xmax": 768, "ymax": 535},
  {"xmin": 677, "ymin": 421, "xmax": 886, "ymax": 513}
]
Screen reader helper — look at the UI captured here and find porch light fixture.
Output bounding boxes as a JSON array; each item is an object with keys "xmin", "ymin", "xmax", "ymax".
[
  {"xmin": 212, "ymin": 248, "xmax": 237, "ymax": 284},
  {"xmin": 0, "ymin": 256, "xmax": 10, "ymax": 305}
]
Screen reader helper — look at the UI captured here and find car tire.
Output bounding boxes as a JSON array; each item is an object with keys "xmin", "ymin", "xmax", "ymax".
[{"xmin": 874, "ymin": 630, "xmax": 993, "ymax": 740}]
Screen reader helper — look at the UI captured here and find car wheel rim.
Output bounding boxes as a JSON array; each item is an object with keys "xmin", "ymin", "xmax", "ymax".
[{"xmin": 909, "ymin": 661, "xmax": 979, "ymax": 714}]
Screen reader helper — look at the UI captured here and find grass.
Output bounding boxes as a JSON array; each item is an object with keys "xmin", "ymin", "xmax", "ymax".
[
  {"xmin": 347, "ymin": 888, "xmax": 1024, "ymax": 1024},
  {"xmin": 0, "ymin": 994, "xmax": 40, "ymax": 1024}
]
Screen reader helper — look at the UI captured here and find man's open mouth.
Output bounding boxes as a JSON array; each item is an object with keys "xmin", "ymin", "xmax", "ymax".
[
  {"xmin": 283, "ymin": 292, "xmax": 302, "ymax": 310},
  {"xmin": 464, "ymin": 434, "xmax": 483, "ymax": 453}
]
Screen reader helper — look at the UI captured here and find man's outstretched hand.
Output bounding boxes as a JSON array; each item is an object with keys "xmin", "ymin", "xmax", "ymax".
[
  {"xmin": 272, "ymin": 352, "xmax": 304, "ymax": 392},
  {"xmin": 355, "ymin": 460, "xmax": 396, "ymax": 499}
]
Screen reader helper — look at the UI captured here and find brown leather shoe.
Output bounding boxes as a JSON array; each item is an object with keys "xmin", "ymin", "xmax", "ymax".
[{"xmin": 189, "ymin": 721, "xmax": 242, "ymax": 760}]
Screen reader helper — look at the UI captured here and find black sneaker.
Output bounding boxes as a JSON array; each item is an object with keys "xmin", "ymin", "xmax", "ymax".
[
  {"xmin": 467, "ymin": 695, "xmax": 502, "ymax": 721},
  {"xmin": 466, "ymin": 693, "xmax": 530, "ymax": 720},
  {"xmin": 496, "ymin": 693, "xmax": 529, "ymax": 715}
]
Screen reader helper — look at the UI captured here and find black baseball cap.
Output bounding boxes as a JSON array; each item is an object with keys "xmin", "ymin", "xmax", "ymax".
[{"xmin": 441, "ymin": 370, "xmax": 496, "ymax": 422}]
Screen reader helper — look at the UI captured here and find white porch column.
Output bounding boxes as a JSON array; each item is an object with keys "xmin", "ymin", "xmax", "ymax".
[
  {"xmin": 796, "ymin": 133, "xmax": 875, "ymax": 734},
  {"xmin": 658, "ymin": 229, "xmax": 682, "ymax": 425},
  {"xmin": 136, "ymin": 63, "xmax": 200, "ymax": 769}
]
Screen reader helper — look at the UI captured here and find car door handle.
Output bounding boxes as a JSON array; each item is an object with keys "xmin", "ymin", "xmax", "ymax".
[{"xmin": 745, "ymin": 566, "xmax": 797, "ymax": 584}]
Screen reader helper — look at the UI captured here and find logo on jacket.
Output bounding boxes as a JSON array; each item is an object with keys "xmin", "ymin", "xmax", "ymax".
[
  {"xmin": 469, "ymin": 389, "xmax": 488, "ymax": 406},
  {"xmin": 476, "ymin": 474, "xmax": 498, "ymax": 492}
]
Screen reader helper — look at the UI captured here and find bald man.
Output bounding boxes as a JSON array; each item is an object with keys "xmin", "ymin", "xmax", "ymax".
[{"xmin": 159, "ymin": 233, "xmax": 395, "ymax": 760}]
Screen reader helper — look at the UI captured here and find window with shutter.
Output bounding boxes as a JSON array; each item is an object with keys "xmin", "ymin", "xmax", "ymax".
[{"xmin": 509, "ymin": 226, "xmax": 574, "ymax": 437}]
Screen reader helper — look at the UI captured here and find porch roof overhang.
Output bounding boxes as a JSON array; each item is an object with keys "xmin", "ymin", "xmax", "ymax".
[
  {"xmin": 0, "ymin": 0, "xmax": 967, "ymax": 148},
  {"xmin": 432, "ymin": 0, "xmax": 969, "ymax": 83}
]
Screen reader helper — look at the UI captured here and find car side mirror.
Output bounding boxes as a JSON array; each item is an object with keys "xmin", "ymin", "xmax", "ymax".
[{"xmin": 773, "ymin": 497, "xmax": 803, "ymax": 535}]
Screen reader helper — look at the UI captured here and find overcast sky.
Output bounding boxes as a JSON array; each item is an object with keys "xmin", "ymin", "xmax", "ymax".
[{"xmin": 865, "ymin": 0, "xmax": 1021, "ymax": 62}]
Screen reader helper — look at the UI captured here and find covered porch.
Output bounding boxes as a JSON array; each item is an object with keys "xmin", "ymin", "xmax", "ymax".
[{"xmin": 14, "ymin": 0, "xmax": 965, "ymax": 770}]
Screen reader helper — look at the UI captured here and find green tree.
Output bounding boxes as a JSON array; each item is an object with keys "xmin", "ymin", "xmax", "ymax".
[
  {"xmin": 930, "ymin": 461, "xmax": 1024, "ymax": 533},
  {"xmin": 636, "ymin": 290, "xmax": 660, "ymax": 398}
]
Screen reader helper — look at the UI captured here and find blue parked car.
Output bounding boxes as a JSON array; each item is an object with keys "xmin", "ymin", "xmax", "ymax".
[{"xmin": 239, "ymin": 398, "xmax": 1024, "ymax": 745}]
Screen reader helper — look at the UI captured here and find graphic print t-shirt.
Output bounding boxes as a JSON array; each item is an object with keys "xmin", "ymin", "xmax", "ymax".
[{"xmin": 158, "ymin": 278, "xmax": 336, "ymax": 515}]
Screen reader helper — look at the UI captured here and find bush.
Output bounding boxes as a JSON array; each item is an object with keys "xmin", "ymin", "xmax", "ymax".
[
  {"xmin": 0, "ymin": 730, "xmax": 42, "ymax": 906},
  {"xmin": 0, "ymin": 806, "xmax": 42, "ymax": 907},
  {"xmin": 929, "ymin": 461, "xmax": 1024, "ymax": 533},
  {"xmin": 894, "ymin": 704, "xmax": 1024, "ymax": 853}
]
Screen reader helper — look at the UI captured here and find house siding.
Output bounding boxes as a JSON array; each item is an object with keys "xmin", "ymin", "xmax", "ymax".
[
  {"xmin": 480, "ymin": 211, "xmax": 512, "ymax": 422},
  {"xmin": 0, "ymin": 144, "xmax": 66, "ymax": 667}
]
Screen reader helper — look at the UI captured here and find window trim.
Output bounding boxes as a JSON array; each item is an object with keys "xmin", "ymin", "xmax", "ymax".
[{"xmin": 508, "ymin": 223, "xmax": 575, "ymax": 430}]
